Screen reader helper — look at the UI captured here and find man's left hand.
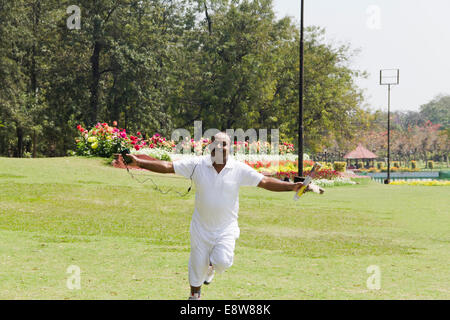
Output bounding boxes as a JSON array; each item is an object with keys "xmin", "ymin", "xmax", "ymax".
[{"xmin": 292, "ymin": 182, "xmax": 325, "ymax": 194}]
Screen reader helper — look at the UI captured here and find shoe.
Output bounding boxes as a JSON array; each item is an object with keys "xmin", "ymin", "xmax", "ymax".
[
  {"xmin": 204, "ymin": 265, "xmax": 215, "ymax": 285},
  {"xmin": 188, "ymin": 292, "xmax": 201, "ymax": 300}
]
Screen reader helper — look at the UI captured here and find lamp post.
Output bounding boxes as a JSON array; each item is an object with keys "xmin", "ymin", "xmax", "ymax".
[
  {"xmin": 295, "ymin": 0, "xmax": 305, "ymax": 182},
  {"xmin": 380, "ymin": 69, "xmax": 399, "ymax": 184}
]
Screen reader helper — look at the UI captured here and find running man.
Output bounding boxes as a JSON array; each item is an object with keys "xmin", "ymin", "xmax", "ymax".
[{"xmin": 126, "ymin": 132, "xmax": 324, "ymax": 299}]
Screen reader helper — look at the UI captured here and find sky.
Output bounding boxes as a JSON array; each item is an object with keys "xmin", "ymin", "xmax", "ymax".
[{"xmin": 272, "ymin": 0, "xmax": 450, "ymax": 112}]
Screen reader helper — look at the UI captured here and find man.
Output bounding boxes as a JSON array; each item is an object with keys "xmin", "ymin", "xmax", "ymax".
[{"xmin": 127, "ymin": 132, "xmax": 324, "ymax": 299}]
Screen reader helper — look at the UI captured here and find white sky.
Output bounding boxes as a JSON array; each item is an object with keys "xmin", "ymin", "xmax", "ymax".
[{"xmin": 272, "ymin": 0, "xmax": 450, "ymax": 112}]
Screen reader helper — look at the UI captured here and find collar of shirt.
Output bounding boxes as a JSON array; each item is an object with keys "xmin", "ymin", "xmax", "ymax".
[{"xmin": 205, "ymin": 155, "xmax": 235, "ymax": 169}]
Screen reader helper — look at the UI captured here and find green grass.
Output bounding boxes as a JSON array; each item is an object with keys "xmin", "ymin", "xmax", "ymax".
[{"xmin": 0, "ymin": 157, "xmax": 449, "ymax": 299}]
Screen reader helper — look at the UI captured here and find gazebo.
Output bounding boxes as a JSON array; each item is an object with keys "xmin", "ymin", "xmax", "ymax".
[{"xmin": 344, "ymin": 143, "xmax": 378, "ymax": 169}]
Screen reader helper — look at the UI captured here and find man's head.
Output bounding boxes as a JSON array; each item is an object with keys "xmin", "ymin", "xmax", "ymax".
[{"xmin": 210, "ymin": 132, "xmax": 231, "ymax": 165}]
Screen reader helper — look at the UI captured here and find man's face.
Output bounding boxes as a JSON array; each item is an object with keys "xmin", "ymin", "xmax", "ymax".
[{"xmin": 210, "ymin": 134, "xmax": 230, "ymax": 165}]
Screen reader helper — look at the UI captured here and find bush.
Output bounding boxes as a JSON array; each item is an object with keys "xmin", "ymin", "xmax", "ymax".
[
  {"xmin": 427, "ymin": 160, "xmax": 434, "ymax": 169},
  {"xmin": 75, "ymin": 123, "xmax": 144, "ymax": 158},
  {"xmin": 410, "ymin": 160, "xmax": 417, "ymax": 169},
  {"xmin": 393, "ymin": 161, "xmax": 400, "ymax": 168},
  {"xmin": 333, "ymin": 161, "xmax": 346, "ymax": 172},
  {"xmin": 377, "ymin": 162, "xmax": 384, "ymax": 169}
]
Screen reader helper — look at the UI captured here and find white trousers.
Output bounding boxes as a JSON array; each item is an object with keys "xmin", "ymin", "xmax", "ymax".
[{"xmin": 188, "ymin": 221, "xmax": 240, "ymax": 287}]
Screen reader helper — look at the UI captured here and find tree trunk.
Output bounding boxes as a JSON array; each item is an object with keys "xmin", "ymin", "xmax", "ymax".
[
  {"xmin": 16, "ymin": 126, "xmax": 23, "ymax": 158},
  {"xmin": 32, "ymin": 130, "xmax": 37, "ymax": 158},
  {"xmin": 204, "ymin": 2, "xmax": 212, "ymax": 35},
  {"xmin": 30, "ymin": 1, "xmax": 41, "ymax": 158},
  {"xmin": 89, "ymin": 40, "xmax": 101, "ymax": 126}
]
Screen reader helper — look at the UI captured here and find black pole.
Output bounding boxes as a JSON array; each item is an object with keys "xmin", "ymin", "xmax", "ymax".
[
  {"xmin": 385, "ymin": 84, "xmax": 391, "ymax": 184},
  {"xmin": 297, "ymin": 0, "xmax": 304, "ymax": 178}
]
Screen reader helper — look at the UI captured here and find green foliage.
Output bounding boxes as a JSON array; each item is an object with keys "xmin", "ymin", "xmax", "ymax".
[
  {"xmin": 410, "ymin": 160, "xmax": 417, "ymax": 169},
  {"xmin": 377, "ymin": 162, "xmax": 384, "ymax": 170},
  {"xmin": 75, "ymin": 136, "xmax": 124, "ymax": 158},
  {"xmin": 333, "ymin": 161, "xmax": 346, "ymax": 172},
  {"xmin": 420, "ymin": 95, "xmax": 450, "ymax": 128},
  {"xmin": 393, "ymin": 161, "xmax": 400, "ymax": 168},
  {"xmin": 427, "ymin": 160, "xmax": 434, "ymax": 169},
  {"xmin": 0, "ymin": 0, "xmax": 369, "ymax": 157}
]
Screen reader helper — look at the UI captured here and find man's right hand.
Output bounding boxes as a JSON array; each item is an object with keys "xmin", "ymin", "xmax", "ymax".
[{"xmin": 125, "ymin": 154, "xmax": 140, "ymax": 167}]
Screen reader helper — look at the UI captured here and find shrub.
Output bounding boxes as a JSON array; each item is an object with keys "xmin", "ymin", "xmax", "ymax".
[
  {"xmin": 75, "ymin": 123, "xmax": 134, "ymax": 158},
  {"xmin": 393, "ymin": 161, "xmax": 400, "ymax": 168},
  {"xmin": 333, "ymin": 161, "xmax": 346, "ymax": 172},
  {"xmin": 305, "ymin": 168, "xmax": 339, "ymax": 180},
  {"xmin": 391, "ymin": 180, "xmax": 450, "ymax": 186},
  {"xmin": 427, "ymin": 160, "xmax": 434, "ymax": 169},
  {"xmin": 75, "ymin": 122, "xmax": 152, "ymax": 158}
]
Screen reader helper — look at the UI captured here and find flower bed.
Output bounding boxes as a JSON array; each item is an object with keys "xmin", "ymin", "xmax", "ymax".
[
  {"xmin": 390, "ymin": 180, "xmax": 450, "ymax": 186},
  {"xmin": 74, "ymin": 123, "xmax": 301, "ymax": 159},
  {"xmin": 75, "ymin": 122, "xmax": 147, "ymax": 157},
  {"xmin": 242, "ymin": 159, "xmax": 340, "ymax": 181},
  {"xmin": 358, "ymin": 167, "xmax": 421, "ymax": 173},
  {"xmin": 314, "ymin": 178, "xmax": 357, "ymax": 187}
]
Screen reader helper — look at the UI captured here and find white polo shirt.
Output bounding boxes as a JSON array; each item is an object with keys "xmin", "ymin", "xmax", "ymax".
[{"xmin": 173, "ymin": 155, "xmax": 264, "ymax": 234}]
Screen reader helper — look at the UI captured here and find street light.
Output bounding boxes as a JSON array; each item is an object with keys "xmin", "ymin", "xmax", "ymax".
[
  {"xmin": 295, "ymin": 0, "xmax": 305, "ymax": 183},
  {"xmin": 380, "ymin": 69, "xmax": 399, "ymax": 184}
]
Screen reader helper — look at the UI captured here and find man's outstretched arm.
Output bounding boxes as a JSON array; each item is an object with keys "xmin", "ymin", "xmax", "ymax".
[
  {"xmin": 257, "ymin": 176, "xmax": 324, "ymax": 194},
  {"xmin": 127, "ymin": 154, "xmax": 174, "ymax": 174}
]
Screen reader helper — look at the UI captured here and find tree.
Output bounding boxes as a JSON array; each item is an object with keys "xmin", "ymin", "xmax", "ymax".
[
  {"xmin": 420, "ymin": 94, "xmax": 450, "ymax": 129},
  {"xmin": 0, "ymin": 0, "xmax": 376, "ymax": 157}
]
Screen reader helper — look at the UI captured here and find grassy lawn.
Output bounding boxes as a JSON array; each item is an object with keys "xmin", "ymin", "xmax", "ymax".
[{"xmin": 0, "ymin": 157, "xmax": 449, "ymax": 299}]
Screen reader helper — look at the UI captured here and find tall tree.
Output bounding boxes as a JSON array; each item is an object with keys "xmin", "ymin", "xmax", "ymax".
[{"xmin": 420, "ymin": 94, "xmax": 450, "ymax": 128}]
